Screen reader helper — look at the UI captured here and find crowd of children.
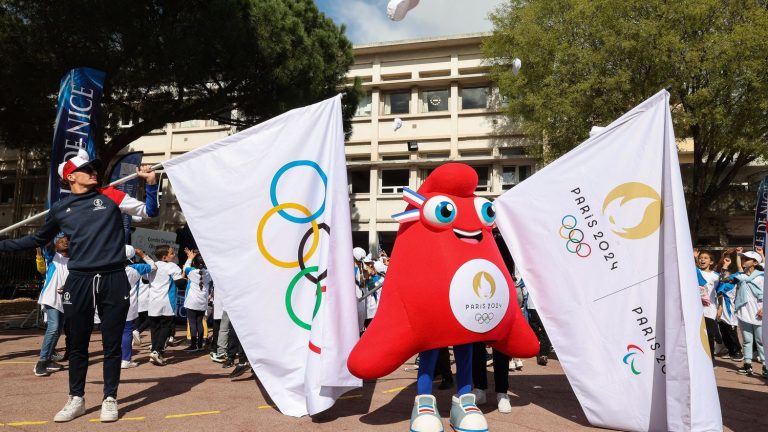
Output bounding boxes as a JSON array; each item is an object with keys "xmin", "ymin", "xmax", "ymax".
[{"xmin": 696, "ymin": 247, "xmax": 766, "ymax": 378}]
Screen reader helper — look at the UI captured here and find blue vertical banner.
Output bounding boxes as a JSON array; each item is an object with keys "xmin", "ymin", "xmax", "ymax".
[
  {"xmin": 753, "ymin": 175, "xmax": 768, "ymax": 249},
  {"xmin": 48, "ymin": 67, "xmax": 106, "ymax": 206},
  {"xmin": 108, "ymin": 151, "xmax": 144, "ymax": 244}
]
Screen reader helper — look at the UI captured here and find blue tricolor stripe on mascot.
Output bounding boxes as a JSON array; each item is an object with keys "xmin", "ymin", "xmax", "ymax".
[
  {"xmin": 753, "ymin": 175, "xmax": 768, "ymax": 249},
  {"xmin": 494, "ymin": 90, "xmax": 722, "ymax": 431},
  {"xmin": 107, "ymin": 151, "xmax": 144, "ymax": 243},
  {"xmin": 48, "ymin": 67, "xmax": 106, "ymax": 206},
  {"xmin": 163, "ymin": 95, "xmax": 361, "ymax": 417}
]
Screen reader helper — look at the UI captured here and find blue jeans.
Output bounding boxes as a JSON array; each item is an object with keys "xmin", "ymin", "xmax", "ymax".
[
  {"xmin": 122, "ymin": 320, "xmax": 135, "ymax": 361},
  {"xmin": 739, "ymin": 320, "xmax": 764, "ymax": 364},
  {"xmin": 39, "ymin": 306, "xmax": 62, "ymax": 362}
]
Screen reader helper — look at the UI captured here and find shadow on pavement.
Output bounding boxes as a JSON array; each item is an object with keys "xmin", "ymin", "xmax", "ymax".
[
  {"xmin": 102, "ymin": 372, "xmax": 228, "ymax": 415},
  {"xmin": 719, "ymin": 381, "xmax": 768, "ymax": 431},
  {"xmin": 311, "ymin": 381, "xmax": 376, "ymax": 423}
]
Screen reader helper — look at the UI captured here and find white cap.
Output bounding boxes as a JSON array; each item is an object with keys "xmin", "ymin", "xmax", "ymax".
[
  {"xmin": 363, "ymin": 253, "xmax": 374, "ymax": 263},
  {"xmin": 374, "ymin": 261, "xmax": 388, "ymax": 274},
  {"xmin": 740, "ymin": 251, "xmax": 763, "ymax": 265},
  {"xmin": 125, "ymin": 245, "xmax": 136, "ymax": 260},
  {"xmin": 353, "ymin": 247, "xmax": 367, "ymax": 261},
  {"xmin": 57, "ymin": 148, "xmax": 101, "ymax": 179}
]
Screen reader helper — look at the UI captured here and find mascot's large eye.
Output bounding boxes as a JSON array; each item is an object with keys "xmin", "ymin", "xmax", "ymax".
[
  {"xmin": 422, "ymin": 195, "xmax": 457, "ymax": 227},
  {"xmin": 474, "ymin": 197, "xmax": 496, "ymax": 226}
]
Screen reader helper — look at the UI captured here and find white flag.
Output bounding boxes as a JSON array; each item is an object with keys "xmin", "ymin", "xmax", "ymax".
[
  {"xmin": 495, "ymin": 90, "xmax": 722, "ymax": 431},
  {"xmin": 164, "ymin": 95, "xmax": 361, "ymax": 416}
]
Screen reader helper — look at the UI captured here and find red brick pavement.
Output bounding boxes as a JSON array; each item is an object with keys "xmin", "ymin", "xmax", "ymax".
[{"xmin": 0, "ymin": 326, "xmax": 766, "ymax": 431}]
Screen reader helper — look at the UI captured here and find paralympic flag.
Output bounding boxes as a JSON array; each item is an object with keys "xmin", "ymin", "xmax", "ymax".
[
  {"xmin": 495, "ymin": 90, "xmax": 722, "ymax": 431},
  {"xmin": 164, "ymin": 95, "xmax": 361, "ymax": 416},
  {"xmin": 48, "ymin": 67, "xmax": 105, "ymax": 206}
]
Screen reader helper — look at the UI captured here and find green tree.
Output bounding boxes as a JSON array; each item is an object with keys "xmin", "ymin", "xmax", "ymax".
[
  {"xmin": 485, "ymin": 0, "xmax": 768, "ymax": 242},
  {"xmin": 0, "ymin": 0, "xmax": 359, "ymax": 164}
]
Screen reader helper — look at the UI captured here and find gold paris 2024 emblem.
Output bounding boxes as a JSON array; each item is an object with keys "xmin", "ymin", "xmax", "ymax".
[
  {"xmin": 602, "ymin": 182, "xmax": 662, "ymax": 240},
  {"xmin": 472, "ymin": 271, "xmax": 496, "ymax": 300}
]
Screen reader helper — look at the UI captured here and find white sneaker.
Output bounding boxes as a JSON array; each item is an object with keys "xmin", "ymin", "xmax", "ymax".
[
  {"xmin": 100, "ymin": 397, "xmax": 118, "ymax": 422},
  {"xmin": 121, "ymin": 360, "xmax": 139, "ymax": 369},
  {"xmin": 132, "ymin": 330, "xmax": 141, "ymax": 346},
  {"xmin": 149, "ymin": 351, "xmax": 165, "ymax": 366},
  {"xmin": 497, "ymin": 393, "xmax": 512, "ymax": 413},
  {"xmin": 471, "ymin": 388, "xmax": 487, "ymax": 405},
  {"xmin": 514, "ymin": 358, "xmax": 523, "ymax": 370},
  {"xmin": 53, "ymin": 396, "xmax": 85, "ymax": 422}
]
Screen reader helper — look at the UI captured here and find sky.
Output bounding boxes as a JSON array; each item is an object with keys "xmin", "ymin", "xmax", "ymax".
[{"xmin": 315, "ymin": 0, "xmax": 505, "ymax": 45}]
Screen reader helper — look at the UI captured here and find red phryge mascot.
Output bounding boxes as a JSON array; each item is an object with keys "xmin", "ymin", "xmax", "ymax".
[{"xmin": 348, "ymin": 163, "xmax": 539, "ymax": 432}]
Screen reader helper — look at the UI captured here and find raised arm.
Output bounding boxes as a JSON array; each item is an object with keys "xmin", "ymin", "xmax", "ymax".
[{"xmin": 0, "ymin": 212, "xmax": 60, "ymax": 252}]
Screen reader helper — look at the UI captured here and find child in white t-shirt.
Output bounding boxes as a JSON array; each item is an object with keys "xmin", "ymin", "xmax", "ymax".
[
  {"xmin": 696, "ymin": 250, "xmax": 719, "ymax": 362},
  {"xmin": 121, "ymin": 246, "xmax": 156, "ymax": 369},
  {"xmin": 33, "ymin": 235, "xmax": 69, "ymax": 377},
  {"xmin": 147, "ymin": 245, "xmax": 183, "ymax": 366},
  {"xmin": 733, "ymin": 249, "xmax": 764, "ymax": 376},
  {"xmin": 182, "ymin": 248, "xmax": 212, "ymax": 353}
]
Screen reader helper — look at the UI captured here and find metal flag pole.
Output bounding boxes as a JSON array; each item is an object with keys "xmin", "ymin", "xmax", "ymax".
[{"xmin": 0, "ymin": 162, "xmax": 165, "ymax": 236}]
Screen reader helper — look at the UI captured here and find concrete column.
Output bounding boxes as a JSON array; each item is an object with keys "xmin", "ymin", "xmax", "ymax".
[{"xmin": 450, "ymin": 80, "xmax": 460, "ymax": 158}]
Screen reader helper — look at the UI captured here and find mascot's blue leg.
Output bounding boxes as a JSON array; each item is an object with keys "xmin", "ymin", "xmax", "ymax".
[
  {"xmin": 417, "ymin": 349, "xmax": 440, "ymax": 394},
  {"xmin": 453, "ymin": 344, "xmax": 473, "ymax": 396},
  {"xmin": 449, "ymin": 343, "xmax": 487, "ymax": 431}
]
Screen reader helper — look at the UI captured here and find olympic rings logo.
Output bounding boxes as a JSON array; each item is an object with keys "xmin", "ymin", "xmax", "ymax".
[
  {"xmin": 256, "ymin": 160, "xmax": 330, "ymax": 331},
  {"xmin": 475, "ymin": 313, "xmax": 494, "ymax": 324},
  {"xmin": 560, "ymin": 215, "xmax": 591, "ymax": 258}
]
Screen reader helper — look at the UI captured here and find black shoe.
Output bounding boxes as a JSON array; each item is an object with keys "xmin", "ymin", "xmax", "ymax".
[
  {"xmin": 222, "ymin": 358, "xmax": 235, "ymax": 368},
  {"xmin": 731, "ymin": 352, "xmax": 744, "ymax": 362},
  {"xmin": 46, "ymin": 361, "xmax": 64, "ymax": 372},
  {"xmin": 229, "ymin": 362, "xmax": 252, "ymax": 379},
  {"xmin": 536, "ymin": 355, "xmax": 548, "ymax": 366},
  {"xmin": 437, "ymin": 377, "xmax": 453, "ymax": 390},
  {"xmin": 33, "ymin": 361, "xmax": 50, "ymax": 377},
  {"xmin": 183, "ymin": 338, "xmax": 198, "ymax": 353},
  {"xmin": 736, "ymin": 364, "xmax": 753, "ymax": 376}
]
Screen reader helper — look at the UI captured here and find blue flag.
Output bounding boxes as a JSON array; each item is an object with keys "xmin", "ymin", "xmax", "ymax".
[
  {"xmin": 107, "ymin": 151, "xmax": 144, "ymax": 244},
  {"xmin": 48, "ymin": 67, "xmax": 106, "ymax": 206},
  {"xmin": 754, "ymin": 175, "xmax": 768, "ymax": 250}
]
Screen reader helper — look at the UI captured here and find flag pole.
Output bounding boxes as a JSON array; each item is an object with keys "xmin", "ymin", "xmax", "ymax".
[{"xmin": 0, "ymin": 162, "xmax": 165, "ymax": 236}]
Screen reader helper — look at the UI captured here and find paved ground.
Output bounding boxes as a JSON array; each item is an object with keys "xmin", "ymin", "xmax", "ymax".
[{"xmin": 1, "ymin": 314, "xmax": 766, "ymax": 431}]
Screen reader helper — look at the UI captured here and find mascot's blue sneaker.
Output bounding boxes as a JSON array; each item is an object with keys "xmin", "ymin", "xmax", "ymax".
[
  {"xmin": 449, "ymin": 393, "xmax": 488, "ymax": 432},
  {"xmin": 410, "ymin": 394, "xmax": 444, "ymax": 432}
]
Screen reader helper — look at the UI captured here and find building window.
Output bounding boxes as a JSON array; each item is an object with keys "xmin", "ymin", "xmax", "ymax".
[
  {"xmin": 355, "ymin": 92, "xmax": 372, "ymax": 117},
  {"xmin": 348, "ymin": 170, "xmax": 371, "ymax": 194},
  {"xmin": 501, "ymin": 165, "xmax": 533, "ymax": 190},
  {"xmin": 21, "ymin": 178, "xmax": 47, "ymax": 204},
  {"xmin": 420, "ymin": 89, "xmax": 449, "ymax": 112},
  {"xmin": 472, "ymin": 166, "xmax": 491, "ymax": 192},
  {"xmin": 461, "ymin": 87, "xmax": 489, "ymax": 110},
  {"xmin": 383, "ymin": 91, "xmax": 410, "ymax": 115},
  {"xmin": 0, "ymin": 182, "xmax": 15, "ymax": 203},
  {"xmin": 381, "ymin": 169, "xmax": 409, "ymax": 194}
]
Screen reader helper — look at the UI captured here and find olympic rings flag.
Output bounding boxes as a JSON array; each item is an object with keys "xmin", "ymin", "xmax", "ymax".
[
  {"xmin": 495, "ymin": 90, "xmax": 721, "ymax": 431},
  {"xmin": 163, "ymin": 95, "xmax": 361, "ymax": 417}
]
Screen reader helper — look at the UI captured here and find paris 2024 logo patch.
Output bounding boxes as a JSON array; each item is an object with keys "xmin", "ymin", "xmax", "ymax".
[{"xmin": 449, "ymin": 259, "xmax": 509, "ymax": 333}]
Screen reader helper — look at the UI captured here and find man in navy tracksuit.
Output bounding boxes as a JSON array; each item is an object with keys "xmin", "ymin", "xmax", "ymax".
[{"xmin": 0, "ymin": 149, "xmax": 159, "ymax": 423}]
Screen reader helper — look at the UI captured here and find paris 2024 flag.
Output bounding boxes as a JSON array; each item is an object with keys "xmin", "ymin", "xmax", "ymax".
[
  {"xmin": 164, "ymin": 95, "xmax": 361, "ymax": 417},
  {"xmin": 495, "ymin": 90, "xmax": 722, "ymax": 431}
]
